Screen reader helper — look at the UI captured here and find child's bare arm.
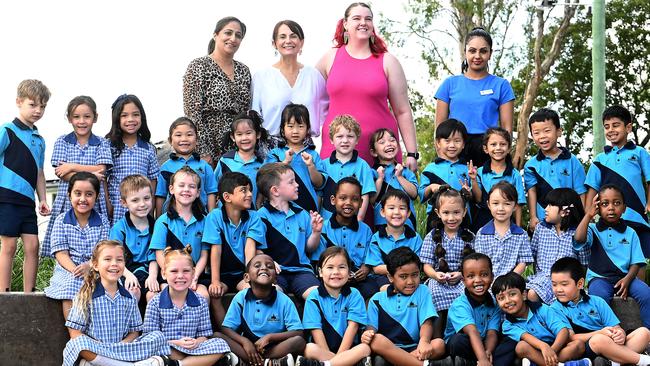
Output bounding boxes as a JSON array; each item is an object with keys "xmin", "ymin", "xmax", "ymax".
[
  {"xmin": 207, "ymin": 193, "xmax": 216, "ymax": 212},
  {"xmin": 37, "ymin": 169, "xmax": 49, "ymax": 215},
  {"xmin": 513, "ymin": 262, "xmax": 527, "ymax": 274},
  {"xmin": 527, "ymin": 188, "xmax": 538, "ymax": 231},
  {"xmin": 310, "ymin": 329, "xmax": 331, "ymax": 352},
  {"xmin": 463, "ymin": 324, "xmax": 490, "ymax": 363},
  {"xmin": 122, "ymin": 331, "xmax": 139, "ymax": 343},
  {"xmin": 358, "ymin": 194, "xmax": 370, "ymax": 221},
  {"xmin": 575, "ymin": 194, "xmax": 599, "ymax": 243},
  {"xmin": 550, "ymin": 328, "xmax": 570, "ymax": 354},
  {"xmin": 338, "ymin": 321, "xmax": 359, "ymax": 353}
]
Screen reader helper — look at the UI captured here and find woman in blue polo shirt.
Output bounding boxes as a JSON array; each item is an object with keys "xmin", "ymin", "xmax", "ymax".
[{"xmin": 434, "ymin": 27, "xmax": 515, "ymax": 167}]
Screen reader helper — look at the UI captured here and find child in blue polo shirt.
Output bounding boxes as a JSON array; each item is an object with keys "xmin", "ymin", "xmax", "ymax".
[
  {"xmin": 550, "ymin": 257, "xmax": 650, "ymax": 365},
  {"xmin": 155, "ymin": 117, "xmax": 217, "ymax": 216},
  {"xmin": 298, "ymin": 246, "xmax": 371, "ymax": 366},
  {"xmin": 110, "ymin": 175, "xmax": 159, "ymax": 303},
  {"xmin": 367, "ymin": 190, "xmax": 423, "ymax": 291},
  {"xmin": 574, "ymin": 184, "xmax": 650, "ymax": 328},
  {"xmin": 321, "ymin": 177, "xmax": 377, "ymax": 299},
  {"xmin": 220, "ymin": 254, "xmax": 305, "ymax": 366},
  {"xmin": 256, "ymin": 162, "xmax": 323, "ymax": 300},
  {"xmin": 493, "ymin": 272, "xmax": 590, "ymax": 366},
  {"xmin": 584, "ymin": 105, "xmax": 650, "ymax": 277},
  {"xmin": 320, "ymin": 115, "xmax": 376, "ymax": 221},
  {"xmin": 524, "ymin": 108, "xmax": 587, "ymax": 232},
  {"xmin": 203, "ymin": 172, "xmax": 265, "ymax": 327},
  {"xmin": 362, "ymin": 247, "xmax": 447, "ymax": 366},
  {"xmin": 0, "ymin": 79, "xmax": 50, "ymax": 293},
  {"xmin": 445, "ymin": 253, "xmax": 517, "ymax": 366}
]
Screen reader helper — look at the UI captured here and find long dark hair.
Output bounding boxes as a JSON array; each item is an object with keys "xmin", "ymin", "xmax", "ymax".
[
  {"xmin": 105, "ymin": 94, "xmax": 151, "ymax": 159},
  {"xmin": 545, "ymin": 188, "xmax": 585, "ymax": 231},
  {"xmin": 430, "ymin": 185, "xmax": 474, "ymax": 272}
]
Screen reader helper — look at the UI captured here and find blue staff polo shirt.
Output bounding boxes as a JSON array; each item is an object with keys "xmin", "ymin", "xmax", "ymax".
[
  {"xmin": 502, "ymin": 301, "xmax": 570, "ymax": 343},
  {"xmin": 257, "ymin": 202, "xmax": 314, "ymax": 273},
  {"xmin": 574, "ymin": 220, "xmax": 647, "ymax": 283},
  {"xmin": 321, "ymin": 216, "xmax": 373, "ymax": 270},
  {"xmin": 214, "ymin": 150, "xmax": 264, "ymax": 209},
  {"xmin": 202, "ymin": 206, "xmax": 265, "ymax": 276},
  {"xmin": 156, "ymin": 152, "xmax": 217, "ymax": 209},
  {"xmin": 0, "ymin": 118, "xmax": 45, "ymax": 206},
  {"xmin": 550, "ymin": 290, "xmax": 619, "ymax": 334},
  {"xmin": 366, "ymin": 226, "xmax": 423, "ymax": 267},
  {"xmin": 444, "ymin": 289, "xmax": 502, "ymax": 341},
  {"xmin": 303, "ymin": 285, "xmax": 367, "ymax": 351},
  {"xmin": 477, "ymin": 160, "xmax": 526, "ymax": 205},
  {"xmin": 419, "ymin": 158, "xmax": 469, "ymax": 214},
  {"xmin": 524, "ymin": 148, "xmax": 587, "ymax": 222},
  {"xmin": 222, "ymin": 287, "xmax": 303, "ymax": 341},
  {"xmin": 367, "ymin": 284, "xmax": 438, "ymax": 349},
  {"xmin": 109, "ymin": 213, "xmax": 156, "ymax": 273},
  {"xmin": 320, "ymin": 150, "xmax": 376, "ymax": 220},
  {"xmin": 150, "ymin": 209, "xmax": 208, "ymax": 264},
  {"xmin": 585, "ymin": 142, "xmax": 650, "ymax": 229},
  {"xmin": 373, "ymin": 163, "xmax": 418, "ymax": 229}
]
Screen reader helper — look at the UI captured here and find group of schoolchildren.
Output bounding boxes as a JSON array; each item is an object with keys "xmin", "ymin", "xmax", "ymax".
[{"xmin": 2, "ymin": 78, "xmax": 650, "ymax": 366}]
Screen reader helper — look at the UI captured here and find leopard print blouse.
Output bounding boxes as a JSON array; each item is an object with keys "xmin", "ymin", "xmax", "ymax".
[{"xmin": 182, "ymin": 55, "xmax": 251, "ymax": 161}]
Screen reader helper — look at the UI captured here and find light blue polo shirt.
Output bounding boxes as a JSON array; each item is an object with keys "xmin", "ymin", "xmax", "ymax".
[
  {"xmin": 373, "ymin": 163, "xmax": 418, "ymax": 229},
  {"xmin": 419, "ymin": 158, "xmax": 469, "ymax": 214},
  {"xmin": 502, "ymin": 301, "xmax": 571, "ymax": 343},
  {"xmin": 150, "ymin": 209, "xmax": 208, "ymax": 264},
  {"xmin": 156, "ymin": 152, "xmax": 217, "ymax": 209},
  {"xmin": 109, "ymin": 213, "xmax": 156, "ymax": 273},
  {"xmin": 214, "ymin": 150, "xmax": 264, "ymax": 209},
  {"xmin": 444, "ymin": 289, "xmax": 502, "ymax": 341},
  {"xmin": 321, "ymin": 216, "xmax": 373, "ymax": 270},
  {"xmin": 476, "ymin": 160, "xmax": 526, "ymax": 205},
  {"xmin": 550, "ymin": 290, "xmax": 619, "ymax": 334},
  {"xmin": 366, "ymin": 226, "xmax": 423, "ymax": 267}
]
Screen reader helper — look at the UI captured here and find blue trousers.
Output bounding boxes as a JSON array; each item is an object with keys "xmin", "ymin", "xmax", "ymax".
[
  {"xmin": 588, "ymin": 277, "xmax": 650, "ymax": 328},
  {"xmin": 446, "ymin": 333, "xmax": 517, "ymax": 365}
]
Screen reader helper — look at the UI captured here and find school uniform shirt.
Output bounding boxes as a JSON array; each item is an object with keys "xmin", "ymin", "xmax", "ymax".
[
  {"xmin": 44, "ymin": 209, "xmax": 110, "ymax": 300},
  {"xmin": 366, "ymin": 226, "xmax": 423, "ymax": 267},
  {"xmin": 373, "ymin": 162, "xmax": 418, "ymax": 229},
  {"xmin": 107, "ymin": 138, "xmax": 160, "ymax": 224},
  {"xmin": 419, "ymin": 158, "xmax": 469, "ymax": 214},
  {"xmin": 320, "ymin": 150, "xmax": 376, "ymax": 220},
  {"xmin": 222, "ymin": 287, "xmax": 303, "ymax": 341},
  {"xmin": 420, "ymin": 229, "xmax": 473, "ymax": 311},
  {"xmin": 367, "ymin": 284, "xmax": 438, "ymax": 349},
  {"xmin": 476, "ymin": 160, "xmax": 526, "ymax": 206},
  {"xmin": 156, "ymin": 152, "xmax": 217, "ymax": 209},
  {"xmin": 63, "ymin": 282, "xmax": 167, "ymax": 366},
  {"xmin": 550, "ymin": 290, "xmax": 620, "ymax": 334},
  {"xmin": 523, "ymin": 148, "xmax": 587, "ymax": 222},
  {"xmin": 42, "ymin": 133, "xmax": 112, "ymax": 258},
  {"xmin": 303, "ymin": 285, "xmax": 367, "ymax": 351},
  {"xmin": 573, "ymin": 220, "xmax": 646, "ymax": 284},
  {"xmin": 202, "ymin": 206, "xmax": 265, "ymax": 276},
  {"xmin": 143, "ymin": 288, "xmax": 230, "ymax": 355},
  {"xmin": 444, "ymin": 289, "xmax": 502, "ymax": 341},
  {"xmin": 150, "ymin": 210, "xmax": 208, "ymax": 265},
  {"xmin": 502, "ymin": 301, "xmax": 571, "ymax": 343},
  {"xmin": 214, "ymin": 150, "xmax": 264, "ymax": 209},
  {"xmin": 474, "ymin": 220, "xmax": 533, "ymax": 278},
  {"xmin": 257, "ymin": 202, "xmax": 315, "ymax": 273},
  {"xmin": 265, "ymin": 145, "xmax": 328, "ymax": 213},
  {"xmin": 321, "ymin": 216, "xmax": 373, "ymax": 270},
  {"xmin": 109, "ymin": 213, "xmax": 156, "ymax": 274}
]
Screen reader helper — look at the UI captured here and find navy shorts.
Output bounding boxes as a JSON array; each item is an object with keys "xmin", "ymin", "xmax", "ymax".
[
  {"xmin": 583, "ymin": 338, "xmax": 598, "ymax": 360},
  {"xmin": 197, "ymin": 272, "xmax": 212, "ymax": 287},
  {"xmin": 371, "ymin": 274, "xmax": 391, "ymax": 289},
  {"xmin": 0, "ymin": 203, "xmax": 38, "ymax": 237},
  {"xmin": 221, "ymin": 272, "xmax": 244, "ymax": 292},
  {"xmin": 350, "ymin": 277, "xmax": 380, "ymax": 299},
  {"xmin": 276, "ymin": 271, "xmax": 319, "ymax": 297}
]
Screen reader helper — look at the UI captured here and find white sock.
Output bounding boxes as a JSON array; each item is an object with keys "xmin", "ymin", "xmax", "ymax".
[
  {"xmin": 90, "ymin": 355, "xmax": 134, "ymax": 366},
  {"xmin": 323, "ymin": 362, "xmax": 331, "ymax": 366},
  {"xmin": 638, "ymin": 354, "xmax": 650, "ymax": 365},
  {"xmin": 611, "ymin": 362, "xmax": 621, "ymax": 366}
]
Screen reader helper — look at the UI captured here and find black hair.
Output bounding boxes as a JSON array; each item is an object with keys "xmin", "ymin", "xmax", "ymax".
[
  {"xmin": 334, "ymin": 176, "xmax": 362, "ymax": 196},
  {"xmin": 528, "ymin": 108, "xmax": 560, "ymax": 129},
  {"xmin": 386, "ymin": 247, "xmax": 421, "ymax": 276},
  {"xmin": 221, "ymin": 109, "xmax": 269, "ymax": 158},
  {"xmin": 599, "ymin": 183, "xmax": 625, "ymax": 201},
  {"xmin": 369, "ymin": 128, "xmax": 398, "ymax": 165},
  {"xmin": 168, "ymin": 117, "xmax": 197, "ymax": 138},
  {"xmin": 462, "ymin": 27, "xmax": 493, "ymax": 73},
  {"xmin": 272, "ymin": 20, "xmax": 304, "ymax": 41},
  {"xmin": 318, "ymin": 246, "xmax": 352, "ymax": 272},
  {"xmin": 487, "ymin": 181, "xmax": 517, "ymax": 203},
  {"xmin": 602, "ymin": 105, "xmax": 632, "ymax": 125},
  {"xmin": 550, "ymin": 257, "xmax": 585, "ymax": 283},
  {"xmin": 217, "ymin": 172, "xmax": 252, "ymax": 202},
  {"xmin": 460, "ymin": 252, "xmax": 493, "ymax": 276},
  {"xmin": 545, "ymin": 188, "xmax": 585, "ymax": 231},
  {"xmin": 380, "ymin": 188, "xmax": 411, "ymax": 209},
  {"xmin": 430, "ymin": 185, "xmax": 474, "ymax": 272},
  {"xmin": 482, "ymin": 127, "xmax": 514, "ymax": 166},
  {"xmin": 436, "ymin": 118, "xmax": 468, "ymax": 143},
  {"xmin": 167, "ymin": 166, "xmax": 206, "ymax": 219},
  {"xmin": 106, "ymin": 94, "xmax": 151, "ymax": 159},
  {"xmin": 491, "ymin": 272, "xmax": 526, "ymax": 295},
  {"xmin": 208, "ymin": 17, "xmax": 247, "ymax": 54},
  {"xmin": 68, "ymin": 172, "xmax": 100, "ymax": 197},
  {"xmin": 245, "ymin": 253, "xmax": 274, "ymax": 273},
  {"xmin": 280, "ymin": 103, "xmax": 311, "ymax": 142}
]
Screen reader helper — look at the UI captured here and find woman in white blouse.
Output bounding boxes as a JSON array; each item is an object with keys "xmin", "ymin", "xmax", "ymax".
[{"xmin": 251, "ymin": 20, "xmax": 329, "ymax": 142}]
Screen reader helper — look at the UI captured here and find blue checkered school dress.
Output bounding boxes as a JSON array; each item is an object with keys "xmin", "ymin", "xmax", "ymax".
[
  {"xmin": 526, "ymin": 221, "xmax": 586, "ymax": 304},
  {"xmin": 107, "ymin": 139, "xmax": 159, "ymax": 224},
  {"xmin": 474, "ymin": 221, "xmax": 533, "ymax": 278},
  {"xmin": 420, "ymin": 229, "xmax": 473, "ymax": 311},
  {"xmin": 44, "ymin": 210, "xmax": 109, "ymax": 300},
  {"xmin": 143, "ymin": 288, "xmax": 230, "ymax": 356},
  {"xmin": 62, "ymin": 282, "xmax": 167, "ymax": 366},
  {"xmin": 41, "ymin": 134, "xmax": 113, "ymax": 257}
]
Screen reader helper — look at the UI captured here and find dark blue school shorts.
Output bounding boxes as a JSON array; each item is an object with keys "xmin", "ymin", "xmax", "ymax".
[
  {"xmin": 0, "ymin": 203, "xmax": 38, "ymax": 236},
  {"xmin": 276, "ymin": 270, "xmax": 319, "ymax": 298}
]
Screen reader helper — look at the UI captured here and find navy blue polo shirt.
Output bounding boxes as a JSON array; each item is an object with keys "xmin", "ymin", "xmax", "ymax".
[
  {"xmin": 502, "ymin": 301, "xmax": 571, "ymax": 343},
  {"xmin": 214, "ymin": 150, "xmax": 264, "ymax": 209},
  {"xmin": 574, "ymin": 220, "xmax": 646, "ymax": 283},
  {"xmin": 524, "ymin": 148, "xmax": 587, "ymax": 222},
  {"xmin": 373, "ymin": 163, "xmax": 418, "ymax": 229},
  {"xmin": 202, "ymin": 206, "xmax": 265, "ymax": 276},
  {"xmin": 419, "ymin": 158, "xmax": 469, "ymax": 214},
  {"xmin": 476, "ymin": 160, "xmax": 526, "ymax": 205},
  {"xmin": 585, "ymin": 142, "xmax": 650, "ymax": 229},
  {"xmin": 222, "ymin": 287, "xmax": 303, "ymax": 341},
  {"xmin": 257, "ymin": 202, "xmax": 314, "ymax": 273},
  {"xmin": 156, "ymin": 152, "xmax": 217, "ymax": 208},
  {"xmin": 367, "ymin": 284, "xmax": 438, "ymax": 349},
  {"xmin": 109, "ymin": 213, "xmax": 156, "ymax": 273},
  {"xmin": 366, "ymin": 226, "xmax": 423, "ymax": 267},
  {"xmin": 444, "ymin": 289, "xmax": 502, "ymax": 341},
  {"xmin": 320, "ymin": 150, "xmax": 376, "ymax": 220},
  {"xmin": 550, "ymin": 290, "xmax": 619, "ymax": 334},
  {"xmin": 321, "ymin": 216, "xmax": 373, "ymax": 270},
  {"xmin": 150, "ymin": 209, "xmax": 208, "ymax": 264},
  {"xmin": 0, "ymin": 118, "xmax": 45, "ymax": 206},
  {"xmin": 303, "ymin": 285, "xmax": 367, "ymax": 350}
]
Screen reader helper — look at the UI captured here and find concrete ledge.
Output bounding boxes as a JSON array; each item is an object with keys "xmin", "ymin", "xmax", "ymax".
[{"xmin": 611, "ymin": 296, "xmax": 643, "ymax": 332}]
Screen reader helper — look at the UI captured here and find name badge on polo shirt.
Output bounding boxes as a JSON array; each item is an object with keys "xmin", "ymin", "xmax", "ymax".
[{"xmin": 480, "ymin": 89, "xmax": 494, "ymax": 96}]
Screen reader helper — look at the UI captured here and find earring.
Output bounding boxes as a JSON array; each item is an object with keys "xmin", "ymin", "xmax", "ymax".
[
  {"xmin": 343, "ymin": 31, "xmax": 349, "ymax": 44},
  {"xmin": 370, "ymin": 34, "xmax": 376, "ymax": 45}
]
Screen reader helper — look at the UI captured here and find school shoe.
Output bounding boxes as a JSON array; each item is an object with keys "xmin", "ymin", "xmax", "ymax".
[
  {"xmin": 78, "ymin": 360, "xmax": 92, "ymax": 366},
  {"xmin": 134, "ymin": 356, "xmax": 165, "ymax": 366},
  {"xmin": 356, "ymin": 356, "xmax": 372, "ymax": 366},
  {"xmin": 454, "ymin": 357, "xmax": 473, "ymax": 366},
  {"xmin": 265, "ymin": 354, "xmax": 295, "ymax": 366},
  {"xmin": 424, "ymin": 356, "xmax": 454, "ymax": 366},
  {"xmin": 521, "ymin": 358, "xmax": 535, "ymax": 366},
  {"xmin": 592, "ymin": 357, "xmax": 610, "ymax": 366},
  {"xmin": 564, "ymin": 359, "xmax": 592, "ymax": 366},
  {"xmin": 295, "ymin": 356, "xmax": 324, "ymax": 366}
]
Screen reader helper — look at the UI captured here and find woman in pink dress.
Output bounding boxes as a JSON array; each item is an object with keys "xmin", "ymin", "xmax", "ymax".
[{"xmin": 316, "ymin": 2, "xmax": 418, "ymax": 171}]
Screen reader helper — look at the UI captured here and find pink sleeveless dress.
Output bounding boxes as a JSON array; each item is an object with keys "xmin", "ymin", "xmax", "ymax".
[{"xmin": 320, "ymin": 47, "xmax": 400, "ymax": 165}]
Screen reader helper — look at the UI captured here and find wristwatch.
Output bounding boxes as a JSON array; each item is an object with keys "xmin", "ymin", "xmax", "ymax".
[{"xmin": 406, "ymin": 151, "xmax": 420, "ymax": 160}]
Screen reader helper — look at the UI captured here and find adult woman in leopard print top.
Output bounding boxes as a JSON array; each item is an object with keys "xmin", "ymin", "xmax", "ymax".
[{"xmin": 183, "ymin": 16, "xmax": 251, "ymax": 165}]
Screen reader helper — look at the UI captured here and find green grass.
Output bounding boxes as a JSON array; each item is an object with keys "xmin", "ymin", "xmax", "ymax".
[{"xmin": 3, "ymin": 239, "xmax": 55, "ymax": 291}]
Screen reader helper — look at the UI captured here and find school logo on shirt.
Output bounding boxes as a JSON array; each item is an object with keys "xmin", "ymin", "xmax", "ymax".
[
  {"xmin": 342, "ymin": 306, "xmax": 349, "ymax": 313},
  {"xmin": 298, "ymin": 227, "xmax": 305, "ymax": 233},
  {"xmin": 588, "ymin": 309, "xmax": 599, "ymax": 317},
  {"xmin": 268, "ymin": 314, "xmax": 280, "ymax": 322},
  {"xmin": 197, "ymin": 167, "xmax": 204, "ymax": 174},
  {"xmin": 561, "ymin": 169, "xmax": 570, "ymax": 176},
  {"xmin": 408, "ymin": 302, "xmax": 418, "ymax": 308},
  {"xmin": 629, "ymin": 156, "xmax": 638, "ymax": 161},
  {"xmin": 195, "ymin": 231, "xmax": 203, "ymax": 238},
  {"xmin": 355, "ymin": 242, "xmax": 365, "ymax": 248},
  {"xmin": 620, "ymin": 238, "xmax": 630, "ymax": 245}
]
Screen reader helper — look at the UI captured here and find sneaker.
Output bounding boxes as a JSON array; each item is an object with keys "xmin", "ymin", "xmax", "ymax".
[
  {"xmin": 424, "ymin": 356, "xmax": 453, "ymax": 366},
  {"xmin": 159, "ymin": 355, "xmax": 179, "ymax": 366},
  {"xmin": 454, "ymin": 357, "xmax": 472, "ymax": 366},
  {"xmin": 357, "ymin": 356, "xmax": 372, "ymax": 366},
  {"xmin": 521, "ymin": 358, "xmax": 534, "ymax": 366},
  {"xmin": 295, "ymin": 355, "xmax": 324, "ymax": 366},
  {"xmin": 592, "ymin": 357, "xmax": 610, "ymax": 366},
  {"xmin": 265, "ymin": 354, "xmax": 295, "ymax": 366},
  {"xmin": 224, "ymin": 352, "xmax": 239, "ymax": 366},
  {"xmin": 134, "ymin": 356, "xmax": 165, "ymax": 366},
  {"xmin": 564, "ymin": 359, "xmax": 592, "ymax": 366}
]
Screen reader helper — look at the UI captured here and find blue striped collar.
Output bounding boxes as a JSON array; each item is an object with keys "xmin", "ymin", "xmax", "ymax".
[
  {"xmin": 169, "ymin": 152, "xmax": 200, "ymax": 161},
  {"xmin": 479, "ymin": 220, "xmax": 525, "ymax": 235},
  {"xmin": 317, "ymin": 283, "xmax": 351, "ymax": 298},
  {"xmin": 63, "ymin": 132, "xmax": 101, "ymax": 146},
  {"xmin": 63, "ymin": 209, "xmax": 103, "ymax": 227},
  {"xmin": 535, "ymin": 146, "xmax": 571, "ymax": 161},
  {"xmin": 92, "ymin": 280, "xmax": 132, "ymax": 299},
  {"xmin": 595, "ymin": 219, "xmax": 627, "ymax": 233},
  {"xmin": 604, "ymin": 140, "xmax": 636, "ymax": 153},
  {"xmin": 158, "ymin": 286, "xmax": 201, "ymax": 308},
  {"xmin": 329, "ymin": 149, "xmax": 359, "ymax": 164},
  {"xmin": 329, "ymin": 215, "xmax": 359, "ymax": 231},
  {"xmin": 244, "ymin": 287, "xmax": 278, "ymax": 305}
]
